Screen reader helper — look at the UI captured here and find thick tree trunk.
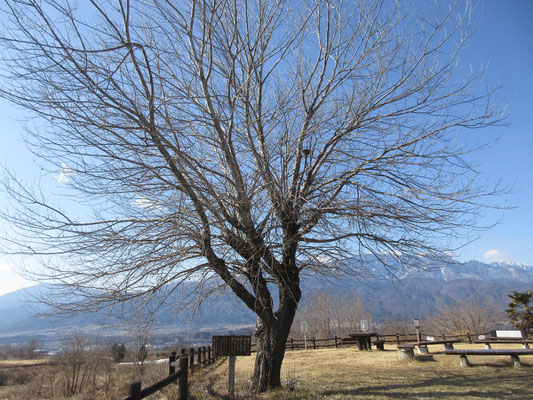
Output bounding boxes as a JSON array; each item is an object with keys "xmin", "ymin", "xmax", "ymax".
[{"xmin": 252, "ymin": 316, "xmax": 293, "ymax": 392}]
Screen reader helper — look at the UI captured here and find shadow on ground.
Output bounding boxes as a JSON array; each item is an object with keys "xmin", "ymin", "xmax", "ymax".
[{"xmin": 320, "ymin": 367, "xmax": 531, "ymax": 399}]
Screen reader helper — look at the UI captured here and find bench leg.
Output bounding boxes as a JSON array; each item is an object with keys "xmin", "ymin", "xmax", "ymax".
[
  {"xmin": 459, "ymin": 355, "xmax": 471, "ymax": 367},
  {"xmin": 443, "ymin": 343, "xmax": 454, "ymax": 351},
  {"xmin": 417, "ymin": 345, "xmax": 429, "ymax": 355},
  {"xmin": 522, "ymin": 343, "xmax": 530, "ymax": 350},
  {"xmin": 484, "ymin": 344, "xmax": 491, "ymax": 350},
  {"xmin": 398, "ymin": 348, "xmax": 415, "ymax": 360},
  {"xmin": 511, "ymin": 355, "xmax": 521, "ymax": 368},
  {"xmin": 376, "ymin": 343, "xmax": 384, "ymax": 351}
]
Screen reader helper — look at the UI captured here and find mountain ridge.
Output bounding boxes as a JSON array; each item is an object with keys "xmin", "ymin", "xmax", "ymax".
[{"xmin": 1, "ymin": 256, "xmax": 532, "ymax": 345}]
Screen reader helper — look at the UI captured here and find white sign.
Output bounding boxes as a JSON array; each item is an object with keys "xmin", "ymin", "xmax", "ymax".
[
  {"xmin": 360, "ymin": 319, "xmax": 368, "ymax": 332},
  {"xmin": 301, "ymin": 321, "xmax": 308, "ymax": 334},
  {"xmin": 496, "ymin": 330, "xmax": 523, "ymax": 338}
]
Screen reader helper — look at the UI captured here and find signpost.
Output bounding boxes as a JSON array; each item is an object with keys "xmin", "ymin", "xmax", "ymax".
[
  {"xmin": 212, "ymin": 335, "xmax": 251, "ymax": 397},
  {"xmin": 301, "ymin": 321, "xmax": 309, "ymax": 349},
  {"xmin": 413, "ymin": 318, "xmax": 421, "ymax": 343},
  {"xmin": 360, "ymin": 319, "xmax": 368, "ymax": 332}
]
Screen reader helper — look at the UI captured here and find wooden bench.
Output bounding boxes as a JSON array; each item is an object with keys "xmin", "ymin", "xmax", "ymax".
[
  {"xmin": 474, "ymin": 339, "xmax": 533, "ymax": 350},
  {"xmin": 417, "ymin": 339, "xmax": 460, "ymax": 353},
  {"xmin": 397, "ymin": 343, "xmax": 416, "ymax": 360},
  {"xmin": 398, "ymin": 339, "xmax": 460, "ymax": 360},
  {"xmin": 445, "ymin": 348, "xmax": 533, "ymax": 368},
  {"xmin": 397, "ymin": 339, "xmax": 460, "ymax": 359},
  {"xmin": 373, "ymin": 339, "xmax": 386, "ymax": 351}
]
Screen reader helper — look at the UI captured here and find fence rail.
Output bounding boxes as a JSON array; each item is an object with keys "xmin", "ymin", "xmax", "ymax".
[
  {"xmin": 121, "ymin": 331, "xmax": 482, "ymax": 398},
  {"xmin": 122, "ymin": 345, "xmax": 220, "ymax": 400},
  {"xmin": 250, "ymin": 332, "xmax": 482, "ymax": 352}
]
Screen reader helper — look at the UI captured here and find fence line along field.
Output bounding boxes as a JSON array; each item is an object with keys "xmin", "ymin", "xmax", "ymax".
[{"xmin": 1, "ymin": 339, "xmax": 532, "ymax": 399}]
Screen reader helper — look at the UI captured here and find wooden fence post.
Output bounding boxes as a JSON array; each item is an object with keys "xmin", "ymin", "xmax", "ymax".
[
  {"xmin": 312, "ymin": 338, "xmax": 316, "ymax": 350},
  {"xmin": 178, "ymin": 356, "xmax": 189, "ymax": 400},
  {"xmin": 290, "ymin": 338, "xmax": 294, "ymax": 351},
  {"xmin": 189, "ymin": 348, "xmax": 195, "ymax": 369},
  {"xmin": 197, "ymin": 347, "xmax": 202, "ymax": 365},
  {"xmin": 467, "ymin": 332, "xmax": 472, "ymax": 343},
  {"xmin": 129, "ymin": 382, "xmax": 141, "ymax": 400},
  {"xmin": 208, "ymin": 346, "xmax": 212, "ymax": 364},
  {"xmin": 335, "ymin": 336, "xmax": 338, "ymax": 348},
  {"xmin": 169, "ymin": 351, "xmax": 176, "ymax": 376}
]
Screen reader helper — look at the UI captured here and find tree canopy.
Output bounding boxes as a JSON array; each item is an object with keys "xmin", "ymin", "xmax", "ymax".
[{"xmin": 0, "ymin": 0, "xmax": 505, "ymax": 391}]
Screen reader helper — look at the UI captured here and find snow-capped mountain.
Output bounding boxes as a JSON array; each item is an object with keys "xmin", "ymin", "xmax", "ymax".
[
  {"xmin": 333, "ymin": 253, "xmax": 533, "ymax": 283},
  {"xmin": 0, "ymin": 255, "xmax": 531, "ymax": 344}
]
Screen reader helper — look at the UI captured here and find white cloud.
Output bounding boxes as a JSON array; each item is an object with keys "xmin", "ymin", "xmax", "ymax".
[
  {"xmin": 483, "ymin": 249, "xmax": 513, "ymax": 263},
  {"xmin": 55, "ymin": 162, "xmax": 74, "ymax": 183},
  {"xmin": 133, "ymin": 195, "xmax": 163, "ymax": 211}
]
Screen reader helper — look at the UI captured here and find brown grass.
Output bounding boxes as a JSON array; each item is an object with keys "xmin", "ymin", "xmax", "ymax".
[
  {"xmin": 188, "ymin": 343, "xmax": 533, "ymax": 399},
  {"xmin": 1, "ymin": 344, "xmax": 532, "ymax": 399},
  {"xmin": 0, "ymin": 360, "xmax": 173, "ymax": 399},
  {"xmin": 0, "ymin": 359, "xmax": 51, "ymax": 368}
]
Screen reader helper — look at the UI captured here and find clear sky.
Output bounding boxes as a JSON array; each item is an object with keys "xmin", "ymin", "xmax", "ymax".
[{"xmin": 0, "ymin": 0, "xmax": 532, "ymax": 295}]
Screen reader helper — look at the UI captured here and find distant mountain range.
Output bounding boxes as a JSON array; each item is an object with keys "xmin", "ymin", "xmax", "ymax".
[{"xmin": 1, "ymin": 255, "xmax": 532, "ymax": 346}]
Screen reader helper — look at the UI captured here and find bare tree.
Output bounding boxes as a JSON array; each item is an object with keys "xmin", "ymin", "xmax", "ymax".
[
  {"xmin": 57, "ymin": 331, "xmax": 101, "ymax": 397},
  {"xmin": 0, "ymin": 0, "xmax": 505, "ymax": 391},
  {"xmin": 426, "ymin": 294, "xmax": 499, "ymax": 335},
  {"xmin": 292, "ymin": 291, "xmax": 370, "ymax": 339},
  {"xmin": 381, "ymin": 318, "xmax": 415, "ymax": 336}
]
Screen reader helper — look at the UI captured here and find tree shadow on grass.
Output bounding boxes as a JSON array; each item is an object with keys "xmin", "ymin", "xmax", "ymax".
[{"xmin": 320, "ymin": 368, "xmax": 532, "ymax": 399}]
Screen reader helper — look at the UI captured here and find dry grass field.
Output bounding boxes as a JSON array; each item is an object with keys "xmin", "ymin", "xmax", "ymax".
[
  {"xmin": 1, "ymin": 343, "xmax": 532, "ymax": 399},
  {"xmin": 189, "ymin": 343, "xmax": 533, "ymax": 400},
  {"xmin": 0, "ymin": 359, "xmax": 174, "ymax": 400}
]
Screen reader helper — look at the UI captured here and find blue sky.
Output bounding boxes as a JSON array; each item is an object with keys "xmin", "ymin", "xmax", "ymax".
[
  {"xmin": 454, "ymin": 0, "xmax": 533, "ymax": 265},
  {"xmin": 0, "ymin": 0, "xmax": 532, "ymax": 295}
]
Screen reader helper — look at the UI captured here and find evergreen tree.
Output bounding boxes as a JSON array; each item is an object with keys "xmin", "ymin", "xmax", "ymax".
[
  {"xmin": 110, "ymin": 343, "xmax": 126, "ymax": 364},
  {"xmin": 506, "ymin": 290, "xmax": 533, "ymax": 333}
]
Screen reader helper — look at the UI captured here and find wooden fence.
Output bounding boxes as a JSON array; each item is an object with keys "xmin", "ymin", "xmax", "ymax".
[
  {"xmin": 122, "ymin": 345, "xmax": 219, "ymax": 400},
  {"xmin": 121, "ymin": 332, "xmax": 481, "ymax": 398},
  {"xmin": 250, "ymin": 332, "xmax": 480, "ymax": 352}
]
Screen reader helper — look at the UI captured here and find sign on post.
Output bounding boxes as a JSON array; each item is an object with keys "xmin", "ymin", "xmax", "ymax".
[
  {"xmin": 360, "ymin": 319, "xmax": 368, "ymax": 332},
  {"xmin": 212, "ymin": 336, "xmax": 251, "ymax": 396},
  {"xmin": 301, "ymin": 321, "xmax": 309, "ymax": 349},
  {"xmin": 413, "ymin": 318, "xmax": 421, "ymax": 343},
  {"xmin": 212, "ymin": 335, "xmax": 251, "ymax": 356}
]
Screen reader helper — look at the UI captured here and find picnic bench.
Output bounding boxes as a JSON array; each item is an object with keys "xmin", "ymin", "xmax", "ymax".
[
  {"xmin": 474, "ymin": 339, "xmax": 533, "ymax": 349},
  {"xmin": 445, "ymin": 348, "xmax": 533, "ymax": 368},
  {"xmin": 397, "ymin": 339, "xmax": 460, "ymax": 360},
  {"xmin": 347, "ymin": 332, "xmax": 378, "ymax": 351},
  {"xmin": 373, "ymin": 337, "xmax": 386, "ymax": 351},
  {"xmin": 474, "ymin": 330, "xmax": 532, "ymax": 349}
]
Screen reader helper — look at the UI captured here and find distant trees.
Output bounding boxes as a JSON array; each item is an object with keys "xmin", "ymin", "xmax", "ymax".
[
  {"xmin": 506, "ymin": 290, "xmax": 533, "ymax": 333},
  {"xmin": 0, "ymin": 340, "xmax": 42, "ymax": 360},
  {"xmin": 426, "ymin": 294, "xmax": 499, "ymax": 335},
  {"xmin": 291, "ymin": 291, "xmax": 371, "ymax": 339},
  {"xmin": 381, "ymin": 319, "xmax": 415, "ymax": 336},
  {"xmin": 0, "ymin": 0, "xmax": 506, "ymax": 391}
]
